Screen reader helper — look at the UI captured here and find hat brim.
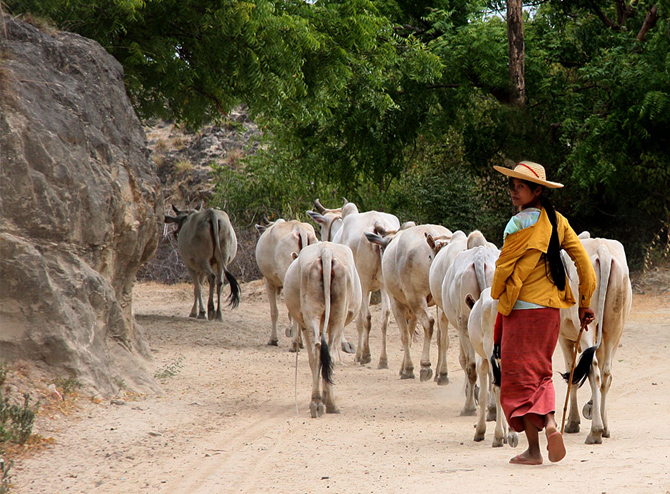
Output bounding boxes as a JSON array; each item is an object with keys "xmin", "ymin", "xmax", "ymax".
[{"xmin": 493, "ymin": 165, "xmax": 564, "ymax": 189}]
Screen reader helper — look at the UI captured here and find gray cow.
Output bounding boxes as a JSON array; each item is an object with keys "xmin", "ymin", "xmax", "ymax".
[{"xmin": 165, "ymin": 205, "xmax": 240, "ymax": 321}]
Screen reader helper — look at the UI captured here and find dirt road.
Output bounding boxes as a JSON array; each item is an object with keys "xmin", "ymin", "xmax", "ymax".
[{"xmin": 12, "ymin": 280, "xmax": 670, "ymax": 493}]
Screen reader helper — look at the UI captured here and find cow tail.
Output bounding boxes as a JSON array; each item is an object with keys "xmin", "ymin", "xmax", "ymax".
[
  {"xmin": 566, "ymin": 245, "xmax": 611, "ymax": 387},
  {"xmin": 224, "ymin": 269, "xmax": 241, "ymax": 309},
  {"xmin": 320, "ymin": 248, "xmax": 334, "ymax": 385},
  {"xmin": 209, "ymin": 209, "xmax": 224, "ymax": 271}
]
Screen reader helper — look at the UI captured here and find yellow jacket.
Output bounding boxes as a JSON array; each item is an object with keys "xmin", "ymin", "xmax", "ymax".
[{"xmin": 491, "ymin": 208, "xmax": 596, "ymax": 316}]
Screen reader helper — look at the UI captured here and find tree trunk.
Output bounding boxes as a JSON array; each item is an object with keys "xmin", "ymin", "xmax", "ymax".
[
  {"xmin": 507, "ymin": 0, "xmax": 525, "ymax": 108},
  {"xmin": 637, "ymin": 5, "xmax": 659, "ymax": 42}
]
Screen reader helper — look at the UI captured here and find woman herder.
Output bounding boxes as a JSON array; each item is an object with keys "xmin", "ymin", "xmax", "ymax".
[{"xmin": 491, "ymin": 161, "xmax": 597, "ymax": 465}]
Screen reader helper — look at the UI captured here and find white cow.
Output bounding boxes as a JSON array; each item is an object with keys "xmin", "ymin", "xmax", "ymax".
[
  {"xmin": 466, "ymin": 287, "xmax": 519, "ymax": 448},
  {"xmin": 165, "ymin": 205, "xmax": 240, "ymax": 321},
  {"xmin": 327, "ymin": 203, "xmax": 401, "ymax": 368},
  {"xmin": 283, "ymin": 242, "xmax": 362, "ymax": 417},
  {"xmin": 443, "ymin": 243, "xmax": 500, "ymax": 415},
  {"xmin": 367, "ymin": 223, "xmax": 452, "ymax": 381},
  {"xmin": 255, "ymin": 219, "xmax": 318, "ymax": 348},
  {"xmin": 559, "ymin": 234, "xmax": 632, "ymax": 444},
  {"xmin": 427, "ymin": 230, "xmax": 469, "ymax": 385}
]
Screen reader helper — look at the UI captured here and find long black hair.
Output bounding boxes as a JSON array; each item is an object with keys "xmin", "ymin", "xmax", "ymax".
[{"xmin": 515, "ymin": 179, "xmax": 567, "ymax": 291}]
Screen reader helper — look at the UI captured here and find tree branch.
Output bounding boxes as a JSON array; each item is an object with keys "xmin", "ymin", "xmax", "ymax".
[
  {"xmin": 393, "ymin": 24, "xmax": 426, "ymax": 35},
  {"xmin": 426, "ymin": 83, "xmax": 462, "ymax": 89},
  {"xmin": 637, "ymin": 5, "xmax": 659, "ymax": 42},
  {"xmin": 588, "ymin": 0, "xmax": 622, "ymax": 31}
]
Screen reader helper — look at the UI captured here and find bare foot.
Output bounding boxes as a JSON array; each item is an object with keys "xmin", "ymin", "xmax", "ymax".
[{"xmin": 509, "ymin": 451, "xmax": 543, "ymax": 465}]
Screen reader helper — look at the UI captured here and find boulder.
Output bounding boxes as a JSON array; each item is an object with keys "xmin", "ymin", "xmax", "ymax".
[{"xmin": 0, "ymin": 17, "xmax": 163, "ymax": 395}]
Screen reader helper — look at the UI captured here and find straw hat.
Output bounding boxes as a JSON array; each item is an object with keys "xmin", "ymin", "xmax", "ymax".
[{"xmin": 493, "ymin": 161, "xmax": 564, "ymax": 189}]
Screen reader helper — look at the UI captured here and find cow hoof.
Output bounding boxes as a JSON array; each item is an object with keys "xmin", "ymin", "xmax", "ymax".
[
  {"xmin": 508, "ymin": 432, "xmax": 519, "ymax": 448},
  {"xmin": 326, "ymin": 406, "xmax": 341, "ymax": 414},
  {"xmin": 377, "ymin": 359, "xmax": 389, "ymax": 370},
  {"xmin": 285, "ymin": 326, "xmax": 295, "ymax": 338},
  {"xmin": 585, "ymin": 433, "xmax": 602, "ymax": 445},
  {"xmin": 435, "ymin": 373, "xmax": 449, "ymax": 386},
  {"xmin": 420, "ymin": 368, "xmax": 433, "ymax": 382},
  {"xmin": 486, "ymin": 407, "xmax": 496, "ymax": 422},
  {"xmin": 582, "ymin": 400, "xmax": 593, "ymax": 420},
  {"xmin": 602, "ymin": 428, "xmax": 610, "ymax": 438},
  {"xmin": 474, "ymin": 431, "xmax": 485, "ymax": 442},
  {"xmin": 400, "ymin": 370, "xmax": 415, "ymax": 380},
  {"xmin": 492, "ymin": 437, "xmax": 504, "ymax": 448},
  {"xmin": 310, "ymin": 402, "xmax": 325, "ymax": 418},
  {"xmin": 267, "ymin": 339, "xmax": 279, "ymax": 347},
  {"xmin": 460, "ymin": 407, "xmax": 477, "ymax": 417},
  {"xmin": 341, "ymin": 342, "xmax": 356, "ymax": 354},
  {"xmin": 196, "ymin": 313, "xmax": 207, "ymax": 319},
  {"xmin": 288, "ymin": 345, "xmax": 298, "ymax": 353},
  {"xmin": 564, "ymin": 422, "xmax": 580, "ymax": 434},
  {"xmin": 359, "ymin": 355, "xmax": 372, "ymax": 365}
]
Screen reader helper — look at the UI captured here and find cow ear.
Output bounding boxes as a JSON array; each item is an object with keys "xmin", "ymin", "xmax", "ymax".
[
  {"xmin": 426, "ymin": 234, "xmax": 436, "ymax": 250},
  {"xmin": 400, "ymin": 221, "xmax": 416, "ymax": 230},
  {"xmin": 307, "ymin": 211, "xmax": 325, "ymax": 225},
  {"xmin": 291, "ymin": 252, "xmax": 299, "ymax": 260},
  {"xmin": 465, "ymin": 294, "xmax": 476, "ymax": 309},
  {"xmin": 578, "ymin": 231, "xmax": 591, "ymax": 239},
  {"xmin": 165, "ymin": 215, "xmax": 177, "ymax": 224}
]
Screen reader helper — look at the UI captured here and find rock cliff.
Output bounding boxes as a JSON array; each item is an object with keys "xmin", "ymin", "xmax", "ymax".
[{"xmin": 0, "ymin": 17, "xmax": 162, "ymax": 395}]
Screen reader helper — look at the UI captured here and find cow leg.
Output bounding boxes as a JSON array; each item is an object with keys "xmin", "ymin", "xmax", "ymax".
[
  {"xmin": 434, "ymin": 309, "xmax": 450, "ymax": 385},
  {"xmin": 266, "ymin": 280, "xmax": 280, "ymax": 346},
  {"xmin": 377, "ymin": 289, "xmax": 392, "ymax": 369},
  {"xmin": 301, "ymin": 327, "xmax": 324, "ymax": 418},
  {"xmin": 187, "ymin": 269, "xmax": 206, "ymax": 318},
  {"xmin": 474, "ymin": 355, "xmax": 488, "ymax": 443},
  {"xmin": 415, "ymin": 304, "xmax": 434, "ymax": 382},
  {"xmin": 355, "ymin": 289, "xmax": 372, "ymax": 365},
  {"xmin": 493, "ymin": 383, "xmax": 518, "ymax": 448},
  {"xmin": 559, "ymin": 335, "xmax": 581, "ymax": 433},
  {"xmin": 206, "ymin": 271, "xmax": 217, "ymax": 321},
  {"xmin": 459, "ymin": 321, "xmax": 477, "ymax": 416},
  {"xmin": 390, "ymin": 300, "xmax": 414, "ymax": 379},
  {"xmin": 486, "ymin": 381, "xmax": 497, "ymax": 422},
  {"xmin": 324, "ymin": 330, "xmax": 341, "ymax": 414},
  {"xmin": 600, "ymin": 356, "xmax": 613, "ymax": 439},
  {"xmin": 288, "ymin": 318, "xmax": 302, "ymax": 353},
  {"xmin": 585, "ymin": 353, "xmax": 604, "ymax": 444},
  {"xmin": 600, "ymin": 324, "xmax": 622, "ymax": 439},
  {"xmin": 214, "ymin": 268, "xmax": 223, "ymax": 322}
]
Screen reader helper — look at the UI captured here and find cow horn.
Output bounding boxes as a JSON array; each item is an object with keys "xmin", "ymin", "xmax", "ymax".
[
  {"xmin": 172, "ymin": 204, "xmax": 182, "ymax": 214},
  {"xmin": 342, "ymin": 198, "xmax": 349, "ymax": 205},
  {"xmin": 314, "ymin": 198, "xmax": 327, "ymax": 214}
]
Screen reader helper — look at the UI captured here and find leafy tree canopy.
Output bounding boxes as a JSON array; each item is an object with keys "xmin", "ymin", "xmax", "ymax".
[{"xmin": 5, "ymin": 0, "xmax": 670, "ymax": 265}]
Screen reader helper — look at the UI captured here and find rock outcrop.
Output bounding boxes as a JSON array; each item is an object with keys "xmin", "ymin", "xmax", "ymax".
[{"xmin": 0, "ymin": 17, "xmax": 163, "ymax": 395}]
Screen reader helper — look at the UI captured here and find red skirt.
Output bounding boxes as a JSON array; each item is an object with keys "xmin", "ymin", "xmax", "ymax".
[{"xmin": 500, "ymin": 308, "xmax": 560, "ymax": 433}]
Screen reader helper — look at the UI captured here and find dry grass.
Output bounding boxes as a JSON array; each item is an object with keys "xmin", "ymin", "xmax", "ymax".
[{"xmin": 174, "ymin": 159, "xmax": 193, "ymax": 174}]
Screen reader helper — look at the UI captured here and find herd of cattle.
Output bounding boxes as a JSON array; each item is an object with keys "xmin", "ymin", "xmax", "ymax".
[{"xmin": 164, "ymin": 199, "xmax": 632, "ymax": 447}]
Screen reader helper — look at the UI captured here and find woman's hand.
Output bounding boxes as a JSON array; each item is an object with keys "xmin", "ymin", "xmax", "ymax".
[{"xmin": 579, "ymin": 307, "xmax": 595, "ymax": 328}]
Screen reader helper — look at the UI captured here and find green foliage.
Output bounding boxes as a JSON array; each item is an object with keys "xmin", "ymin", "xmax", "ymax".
[
  {"xmin": 154, "ymin": 355, "xmax": 185, "ymax": 380},
  {"xmin": 6, "ymin": 0, "xmax": 670, "ymax": 264},
  {"xmin": 0, "ymin": 457, "xmax": 11, "ymax": 494},
  {"xmin": 0, "ymin": 391, "xmax": 39, "ymax": 445},
  {"xmin": 52, "ymin": 376, "xmax": 82, "ymax": 401}
]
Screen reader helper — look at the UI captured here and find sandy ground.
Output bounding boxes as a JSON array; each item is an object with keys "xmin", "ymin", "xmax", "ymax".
[{"xmin": 11, "ymin": 279, "xmax": 670, "ymax": 494}]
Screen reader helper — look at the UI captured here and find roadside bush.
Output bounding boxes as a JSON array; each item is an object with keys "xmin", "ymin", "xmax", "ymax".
[{"xmin": 0, "ymin": 391, "xmax": 39, "ymax": 445}]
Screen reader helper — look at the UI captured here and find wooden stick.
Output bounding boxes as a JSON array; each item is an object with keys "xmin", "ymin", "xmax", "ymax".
[{"xmin": 561, "ymin": 321, "xmax": 587, "ymax": 434}]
